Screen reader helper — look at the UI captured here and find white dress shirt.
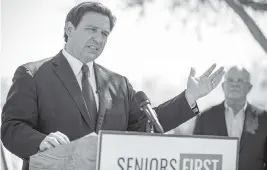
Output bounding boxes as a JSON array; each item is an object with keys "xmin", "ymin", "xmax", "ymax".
[
  {"xmin": 224, "ymin": 102, "xmax": 247, "ymax": 138},
  {"xmin": 62, "ymin": 49, "xmax": 99, "ymax": 111}
]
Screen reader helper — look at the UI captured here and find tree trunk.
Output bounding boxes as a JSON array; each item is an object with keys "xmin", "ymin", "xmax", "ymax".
[{"xmin": 224, "ymin": 0, "xmax": 267, "ymax": 55}]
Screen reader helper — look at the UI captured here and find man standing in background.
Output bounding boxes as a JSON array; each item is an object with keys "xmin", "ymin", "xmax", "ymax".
[{"xmin": 194, "ymin": 65, "xmax": 267, "ymax": 170}]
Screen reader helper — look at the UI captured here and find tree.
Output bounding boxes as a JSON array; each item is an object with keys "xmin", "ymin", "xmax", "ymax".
[{"xmin": 121, "ymin": 0, "xmax": 267, "ymax": 54}]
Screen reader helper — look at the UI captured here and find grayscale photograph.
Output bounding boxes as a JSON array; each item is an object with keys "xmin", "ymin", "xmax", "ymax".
[{"xmin": 1, "ymin": 0, "xmax": 267, "ymax": 170}]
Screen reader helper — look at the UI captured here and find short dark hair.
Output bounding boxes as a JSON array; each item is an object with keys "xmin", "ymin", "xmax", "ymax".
[{"xmin": 64, "ymin": 1, "xmax": 116, "ymax": 42}]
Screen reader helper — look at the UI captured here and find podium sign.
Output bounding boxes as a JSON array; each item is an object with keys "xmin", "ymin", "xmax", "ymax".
[{"xmin": 97, "ymin": 131, "xmax": 239, "ymax": 170}]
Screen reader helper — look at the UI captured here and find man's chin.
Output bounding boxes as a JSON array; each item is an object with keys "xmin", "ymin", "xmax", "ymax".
[
  {"xmin": 83, "ymin": 54, "xmax": 100, "ymax": 63},
  {"xmin": 227, "ymin": 93, "xmax": 242, "ymax": 100}
]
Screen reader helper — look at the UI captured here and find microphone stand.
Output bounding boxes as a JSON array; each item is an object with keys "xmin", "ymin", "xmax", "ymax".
[
  {"xmin": 148, "ymin": 120, "xmax": 155, "ymax": 133},
  {"xmin": 141, "ymin": 107, "xmax": 164, "ymax": 133}
]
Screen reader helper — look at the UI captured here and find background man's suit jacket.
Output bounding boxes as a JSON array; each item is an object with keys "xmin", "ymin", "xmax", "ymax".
[
  {"xmin": 1, "ymin": 51, "xmax": 196, "ymax": 169},
  {"xmin": 194, "ymin": 102, "xmax": 267, "ymax": 170}
]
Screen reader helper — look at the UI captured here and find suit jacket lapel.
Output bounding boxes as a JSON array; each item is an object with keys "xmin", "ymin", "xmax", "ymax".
[
  {"xmin": 216, "ymin": 102, "xmax": 229, "ymax": 136},
  {"xmin": 94, "ymin": 63, "xmax": 112, "ymax": 133},
  {"xmin": 52, "ymin": 51, "xmax": 94, "ymax": 129},
  {"xmin": 239, "ymin": 103, "xmax": 259, "ymax": 153}
]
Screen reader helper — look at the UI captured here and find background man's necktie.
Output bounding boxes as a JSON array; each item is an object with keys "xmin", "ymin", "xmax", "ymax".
[{"xmin": 81, "ymin": 64, "xmax": 97, "ymax": 130}]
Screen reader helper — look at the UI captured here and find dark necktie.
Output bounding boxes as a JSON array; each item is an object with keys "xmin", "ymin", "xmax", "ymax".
[{"xmin": 81, "ymin": 64, "xmax": 97, "ymax": 130}]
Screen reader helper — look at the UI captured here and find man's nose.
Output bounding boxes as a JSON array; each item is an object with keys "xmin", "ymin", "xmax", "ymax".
[
  {"xmin": 231, "ymin": 81, "xmax": 241, "ymax": 87},
  {"xmin": 92, "ymin": 31, "xmax": 103, "ymax": 45}
]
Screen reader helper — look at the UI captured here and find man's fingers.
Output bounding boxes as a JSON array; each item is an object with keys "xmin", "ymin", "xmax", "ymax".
[
  {"xmin": 46, "ymin": 136, "xmax": 61, "ymax": 147},
  {"xmin": 201, "ymin": 63, "xmax": 216, "ymax": 78},
  {"xmin": 211, "ymin": 69, "xmax": 225, "ymax": 88},
  {"xmin": 189, "ymin": 67, "xmax": 196, "ymax": 77},
  {"xmin": 50, "ymin": 132, "xmax": 69, "ymax": 145},
  {"xmin": 39, "ymin": 132, "xmax": 70, "ymax": 152},
  {"xmin": 40, "ymin": 141, "xmax": 54, "ymax": 152},
  {"xmin": 55, "ymin": 131, "xmax": 70, "ymax": 143},
  {"xmin": 209, "ymin": 66, "xmax": 224, "ymax": 80}
]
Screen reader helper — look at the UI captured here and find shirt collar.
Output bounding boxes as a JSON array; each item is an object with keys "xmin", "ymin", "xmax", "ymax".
[
  {"xmin": 62, "ymin": 49, "xmax": 94, "ymax": 77},
  {"xmin": 224, "ymin": 101, "xmax": 248, "ymax": 114}
]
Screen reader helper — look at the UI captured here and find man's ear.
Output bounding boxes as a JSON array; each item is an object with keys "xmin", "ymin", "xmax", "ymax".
[
  {"xmin": 247, "ymin": 83, "xmax": 253, "ymax": 93},
  {"xmin": 65, "ymin": 21, "xmax": 75, "ymax": 39}
]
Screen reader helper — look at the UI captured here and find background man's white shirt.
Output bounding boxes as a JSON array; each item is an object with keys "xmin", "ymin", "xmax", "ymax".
[{"xmin": 224, "ymin": 102, "xmax": 247, "ymax": 138}]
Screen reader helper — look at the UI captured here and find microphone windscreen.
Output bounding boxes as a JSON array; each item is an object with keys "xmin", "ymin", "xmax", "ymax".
[{"xmin": 135, "ymin": 91, "xmax": 150, "ymax": 106}]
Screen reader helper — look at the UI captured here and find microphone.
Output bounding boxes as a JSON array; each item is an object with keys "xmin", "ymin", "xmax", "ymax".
[{"xmin": 135, "ymin": 91, "xmax": 164, "ymax": 133}]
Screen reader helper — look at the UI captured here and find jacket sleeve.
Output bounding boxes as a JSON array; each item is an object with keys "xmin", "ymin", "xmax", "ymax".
[
  {"xmin": 1, "ymin": 66, "xmax": 46, "ymax": 159},
  {"xmin": 124, "ymin": 77, "xmax": 196, "ymax": 133}
]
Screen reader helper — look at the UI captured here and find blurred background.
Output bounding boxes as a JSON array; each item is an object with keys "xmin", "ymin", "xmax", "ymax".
[{"xmin": 1, "ymin": 0, "xmax": 267, "ymax": 169}]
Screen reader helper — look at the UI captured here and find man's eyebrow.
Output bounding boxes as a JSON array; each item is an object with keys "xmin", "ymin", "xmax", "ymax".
[
  {"xmin": 84, "ymin": 25, "xmax": 110, "ymax": 32},
  {"xmin": 85, "ymin": 24, "xmax": 95, "ymax": 27}
]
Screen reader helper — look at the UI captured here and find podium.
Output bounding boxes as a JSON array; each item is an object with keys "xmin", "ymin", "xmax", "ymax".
[
  {"xmin": 29, "ymin": 133, "xmax": 98, "ymax": 170},
  {"xmin": 30, "ymin": 131, "xmax": 239, "ymax": 170}
]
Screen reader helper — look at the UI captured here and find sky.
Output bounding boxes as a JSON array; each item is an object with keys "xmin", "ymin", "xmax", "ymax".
[{"xmin": 1, "ymin": 0, "xmax": 267, "ymax": 107}]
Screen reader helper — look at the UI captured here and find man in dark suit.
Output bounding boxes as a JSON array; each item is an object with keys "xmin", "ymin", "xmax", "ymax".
[
  {"xmin": 1, "ymin": 1, "xmax": 225, "ymax": 169},
  {"xmin": 194, "ymin": 65, "xmax": 267, "ymax": 170}
]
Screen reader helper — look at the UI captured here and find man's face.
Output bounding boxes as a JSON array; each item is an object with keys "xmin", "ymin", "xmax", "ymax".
[
  {"xmin": 222, "ymin": 67, "xmax": 252, "ymax": 100},
  {"xmin": 66, "ymin": 11, "xmax": 110, "ymax": 63}
]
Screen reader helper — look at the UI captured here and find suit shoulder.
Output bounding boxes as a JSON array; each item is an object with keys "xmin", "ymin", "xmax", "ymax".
[
  {"xmin": 250, "ymin": 104, "xmax": 267, "ymax": 116},
  {"xmin": 95, "ymin": 63, "xmax": 126, "ymax": 81},
  {"xmin": 18, "ymin": 57, "xmax": 54, "ymax": 77},
  {"xmin": 94, "ymin": 64, "xmax": 133, "ymax": 94}
]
